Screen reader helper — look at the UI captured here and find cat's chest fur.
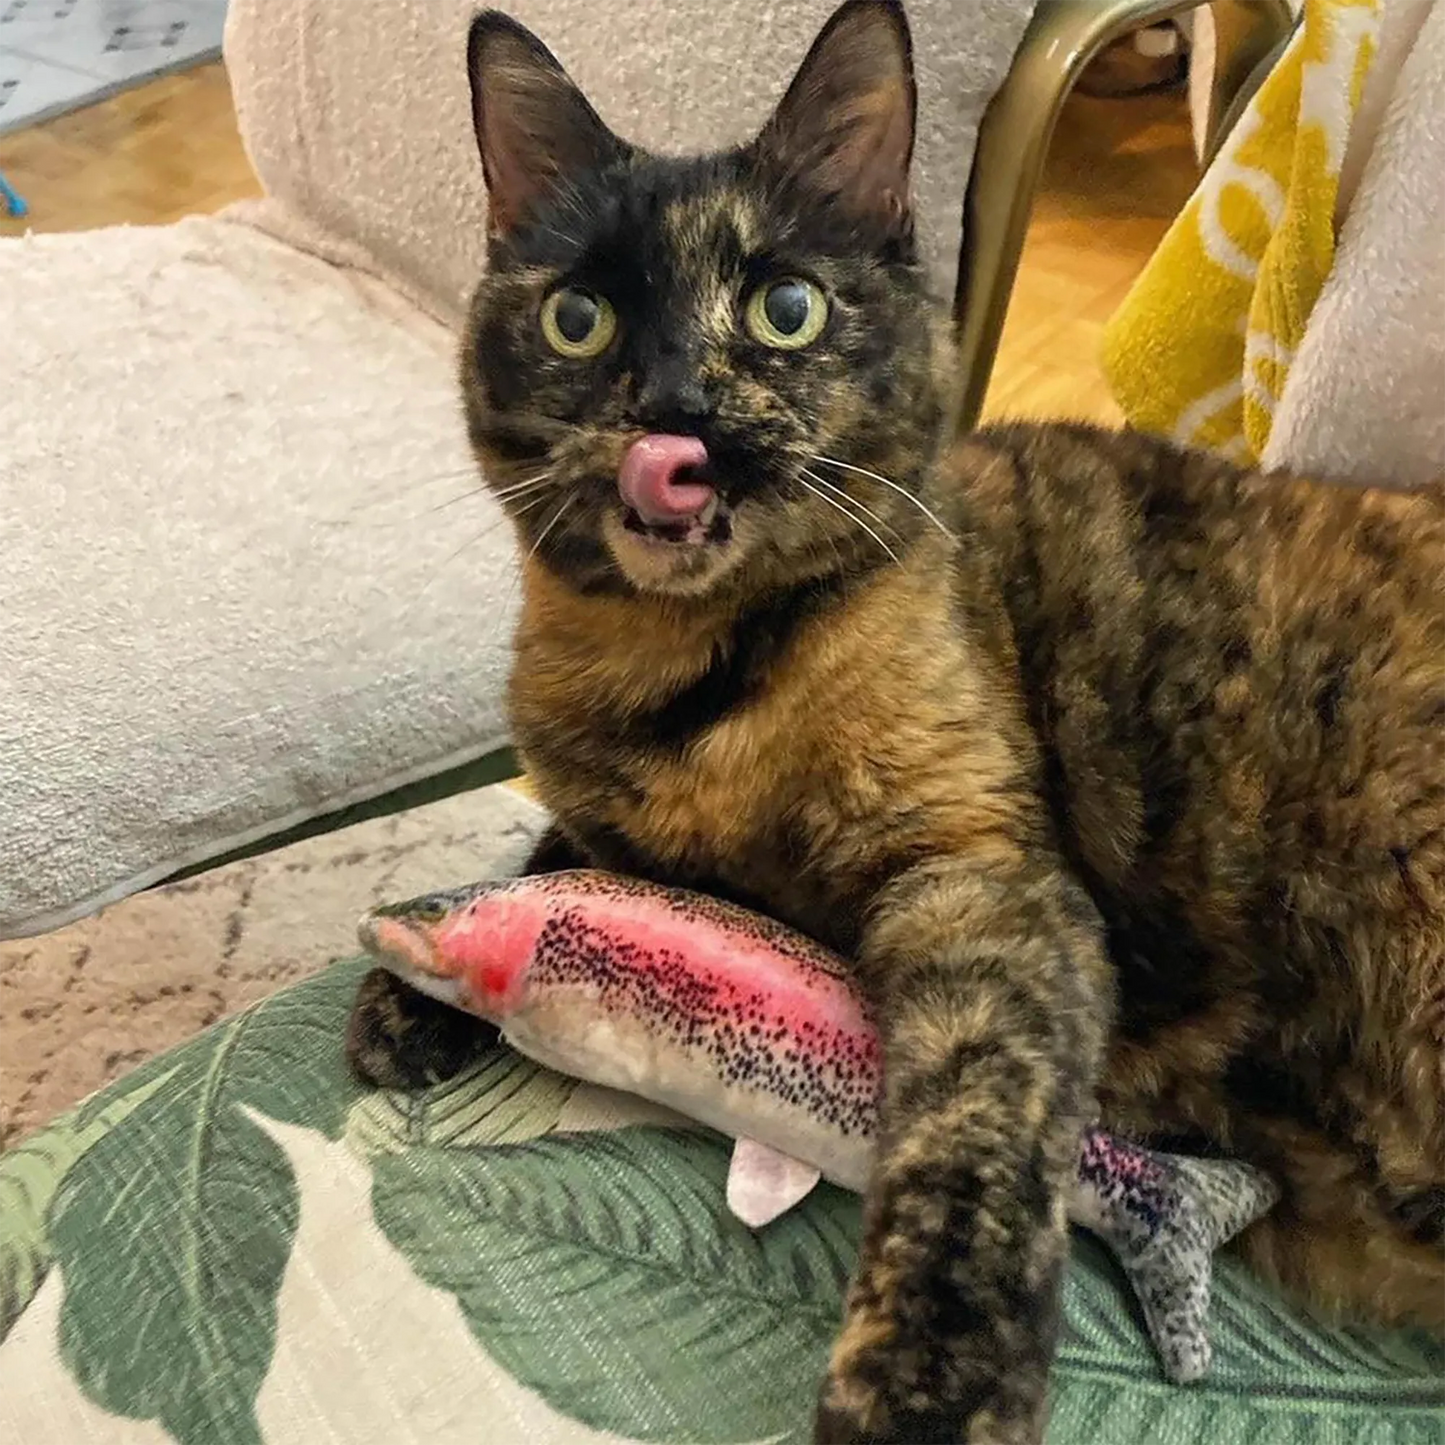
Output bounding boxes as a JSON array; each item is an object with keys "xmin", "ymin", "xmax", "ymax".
[
  {"xmin": 509, "ymin": 551, "xmax": 1034, "ymax": 951},
  {"xmin": 593, "ymin": 694, "xmax": 837, "ymax": 925}
]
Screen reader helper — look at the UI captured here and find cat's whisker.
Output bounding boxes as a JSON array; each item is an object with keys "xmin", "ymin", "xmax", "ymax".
[
  {"xmin": 525, "ymin": 494, "xmax": 578, "ymax": 565},
  {"xmin": 493, "ymin": 470, "xmax": 553, "ymax": 492},
  {"xmin": 400, "ymin": 491, "xmax": 555, "ymax": 620},
  {"xmin": 425, "ymin": 474, "xmax": 551, "ymax": 517},
  {"xmin": 317, "ymin": 466, "xmax": 490, "ymax": 528},
  {"xmin": 802, "ymin": 468, "xmax": 906, "ymax": 544},
  {"xmin": 491, "ymin": 471, "xmax": 560, "ymax": 504},
  {"xmin": 798, "ymin": 471, "xmax": 901, "ymax": 567},
  {"xmin": 810, "ymin": 454, "xmax": 955, "ymax": 540},
  {"xmin": 423, "ymin": 487, "xmax": 489, "ymax": 517},
  {"xmin": 412, "ymin": 466, "xmax": 486, "ymax": 489},
  {"xmin": 481, "ymin": 548, "xmax": 526, "ymax": 654},
  {"xmin": 387, "ymin": 472, "xmax": 557, "ymax": 523},
  {"xmin": 358, "ymin": 464, "xmax": 476, "ymax": 496},
  {"xmin": 506, "ymin": 490, "xmax": 558, "ymax": 522},
  {"xmin": 373, "ymin": 464, "xmax": 494, "ymax": 504}
]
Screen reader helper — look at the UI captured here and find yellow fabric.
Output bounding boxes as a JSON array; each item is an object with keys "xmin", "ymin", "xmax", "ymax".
[{"xmin": 1102, "ymin": 1, "xmax": 1381, "ymax": 461}]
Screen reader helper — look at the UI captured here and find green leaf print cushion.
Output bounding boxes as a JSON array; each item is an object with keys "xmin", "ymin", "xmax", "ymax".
[{"xmin": 1, "ymin": 956, "xmax": 1441, "ymax": 1445}]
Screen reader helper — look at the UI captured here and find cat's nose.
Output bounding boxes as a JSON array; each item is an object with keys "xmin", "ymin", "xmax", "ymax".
[
  {"xmin": 618, "ymin": 435, "xmax": 715, "ymax": 524},
  {"xmin": 636, "ymin": 362, "xmax": 712, "ymax": 431}
]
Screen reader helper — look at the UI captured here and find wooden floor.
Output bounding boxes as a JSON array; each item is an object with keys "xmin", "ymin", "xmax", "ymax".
[
  {"xmin": 0, "ymin": 65, "xmax": 261, "ymax": 232},
  {"xmin": 0, "ymin": 61, "xmax": 1196, "ymax": 423},
  {"xmin": 988, "ymin": 90, "xmax": 1195, "ymax": 423}
]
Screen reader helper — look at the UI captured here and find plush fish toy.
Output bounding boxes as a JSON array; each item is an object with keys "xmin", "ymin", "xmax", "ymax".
[{"xmin": 359, "ymin": 869, "xmax": 1279, "ymax": 1384}]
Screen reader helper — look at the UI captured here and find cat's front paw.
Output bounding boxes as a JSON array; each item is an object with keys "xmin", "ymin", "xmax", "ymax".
[
  {"xmin": 811, "ymin": 1254, "xmax": 1053, "ymax": 1445},
  {"xmin": 814, "ymin": 1364, "xmax": 1044, "ymax": 1445},
  {"xmin": 815, "ymin": 1382, "xmax": 964, "ymax": 1444},
  {"xmin": 345, "ymin": 966, "xmax": 497, "ymax": 1088}
]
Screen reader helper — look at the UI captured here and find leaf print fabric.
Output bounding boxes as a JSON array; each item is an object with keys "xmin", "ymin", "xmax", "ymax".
[{"xmin": 0, "ymin": 956, "xmax": 1440, "ymax": 1445}]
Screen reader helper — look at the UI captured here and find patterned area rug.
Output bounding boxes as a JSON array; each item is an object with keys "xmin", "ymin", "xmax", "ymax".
[
  {"xmin": 0, "ymin": 0, "xmax": 225, "ymax": 135},
  {"xmin": 0, "ymin": 784, "xmax": 547, "ymax": 1146}
]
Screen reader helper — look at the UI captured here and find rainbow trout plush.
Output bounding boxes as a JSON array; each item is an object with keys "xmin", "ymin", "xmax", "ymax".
[{"xmin": 360, "ymin": 869, "xmax": 1279, "ymax": 1384}]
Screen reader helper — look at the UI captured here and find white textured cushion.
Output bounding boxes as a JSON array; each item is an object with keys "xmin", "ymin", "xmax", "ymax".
[
  {"xmin": 1, "ymin": 217, "xmax": 518, "ymax": 939},
  {"xmin": 224, "ymin": 0, "xmax": 1037, "ymax": 323}
]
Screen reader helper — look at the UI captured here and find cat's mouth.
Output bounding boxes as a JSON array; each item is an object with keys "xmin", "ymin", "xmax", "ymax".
[
  {"xmin": 615, "ymin": 435, "xmax": 733, "ymax": 551},
  {"xmin": 620, "ymin": 494, "xmax": 733, "ymax": 548}
]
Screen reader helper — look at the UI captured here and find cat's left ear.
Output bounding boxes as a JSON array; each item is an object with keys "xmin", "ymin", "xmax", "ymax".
[
  {"xmin": 755, "ymin": 0, "xmax": 916, "ymax": 238},
  {"xmin": 467, "ymin": 10, "xmax": 623, "ymax": 235}
]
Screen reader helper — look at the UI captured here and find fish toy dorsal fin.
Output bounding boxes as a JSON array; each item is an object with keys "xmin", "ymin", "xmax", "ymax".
[{"xmin": 726, "ymin": 1138, "xmax": 823, "ymax": 1228}]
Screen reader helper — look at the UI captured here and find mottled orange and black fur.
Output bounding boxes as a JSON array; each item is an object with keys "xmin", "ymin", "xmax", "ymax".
[{"xmin": 347, "ymin": 4, "xmax": 1445, "ymax": 1440}]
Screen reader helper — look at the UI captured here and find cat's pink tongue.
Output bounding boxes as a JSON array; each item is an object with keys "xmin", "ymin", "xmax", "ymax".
[{"xmin": 618, "ymin": 434, "xmax": 714, "ymax": 524}]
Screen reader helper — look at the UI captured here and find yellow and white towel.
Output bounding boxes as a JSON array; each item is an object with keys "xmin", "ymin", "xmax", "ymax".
[{"xmin": 1102, "ymin": 0, "xmax": 1381, "ymax": 463}]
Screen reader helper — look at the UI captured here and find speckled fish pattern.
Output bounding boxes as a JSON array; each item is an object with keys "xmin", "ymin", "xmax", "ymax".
[{"xmin": 362, "ymin": 869, "xmax": 1281, "ymax": 1382}]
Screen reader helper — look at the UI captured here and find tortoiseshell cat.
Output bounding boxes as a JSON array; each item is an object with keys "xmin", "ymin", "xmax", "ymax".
[{"xmin": 347, "ymin": 3, "xmax": 1445, "ymax": 1439}]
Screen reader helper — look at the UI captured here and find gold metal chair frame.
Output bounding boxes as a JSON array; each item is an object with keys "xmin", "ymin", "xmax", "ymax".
[{"xmin": 952, "ymin": 0, "xmax": 1297, "ymax": 431}]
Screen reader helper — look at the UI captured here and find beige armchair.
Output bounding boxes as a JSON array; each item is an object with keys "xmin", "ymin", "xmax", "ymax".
[{"xmin": 0, "ymin": 0, "xmax": 1297, "ymax": 938}]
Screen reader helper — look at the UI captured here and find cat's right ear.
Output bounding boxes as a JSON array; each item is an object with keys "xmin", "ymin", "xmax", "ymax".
[
  {"xmin": 467, "ymin": 11, "xmax": 621, "ymax": 235},
  {"xmin": 755, "ymin": 0, "xmax": 916, "ymax": 240}
]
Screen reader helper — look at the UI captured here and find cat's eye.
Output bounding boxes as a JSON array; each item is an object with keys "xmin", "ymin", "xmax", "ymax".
[
  {"xmin": 541, "ymin": 288, "xmax": 617, "ymax": 359},
  {"xmin": 744, "ymin": 277, "xmax": 828, "ymax": 350}
]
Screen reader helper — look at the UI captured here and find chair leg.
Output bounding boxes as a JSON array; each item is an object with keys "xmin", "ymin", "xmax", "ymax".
[
  {"xmin": 1198, "ymin": 1, "xmax": 1298, "ymax": 167},
  {"xmin": 950, "ymin": 0, "xmax": 1295, "ymax": 434}
]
